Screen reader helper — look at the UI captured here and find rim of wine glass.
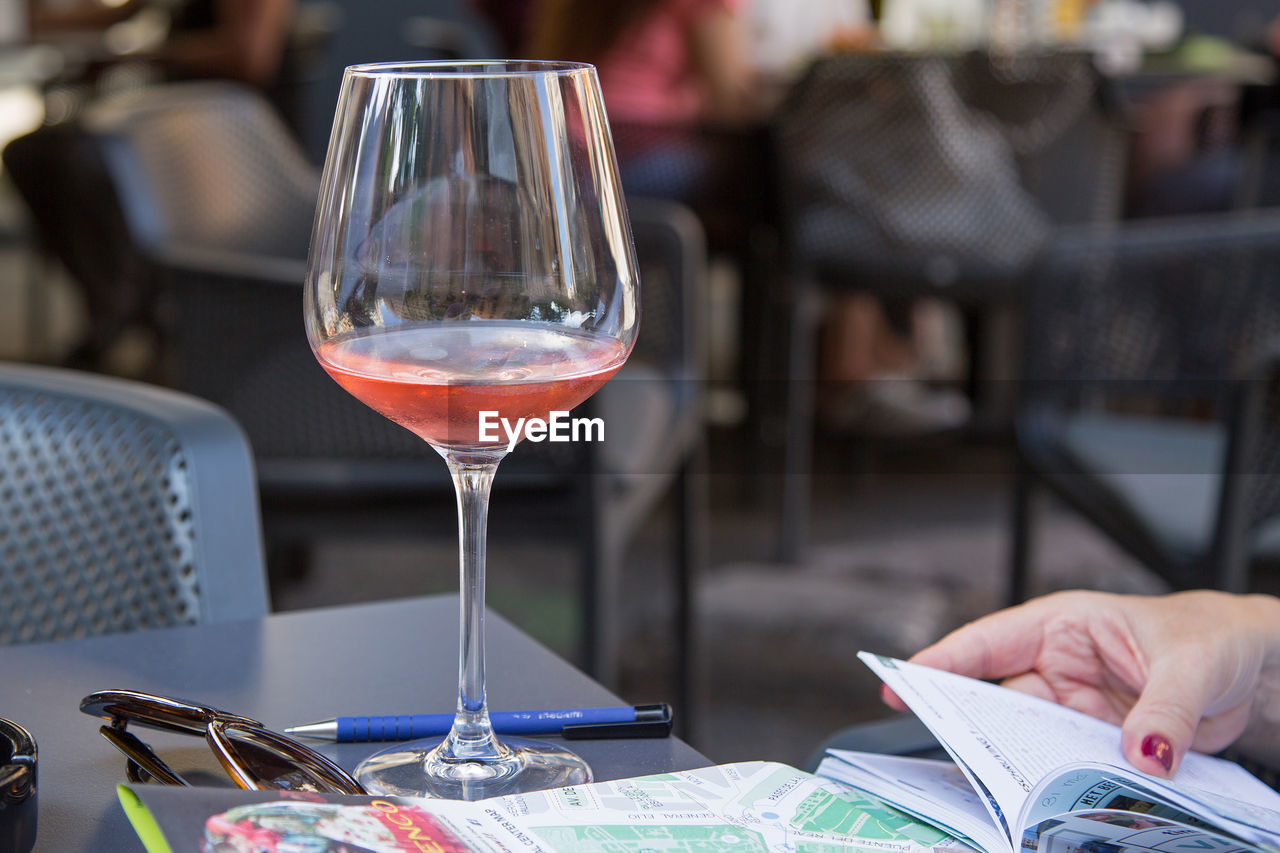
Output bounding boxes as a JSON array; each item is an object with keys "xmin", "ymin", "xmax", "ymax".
[{"xmin": 344, "ymin": 60, "xmax": 596, "ymax": 79}]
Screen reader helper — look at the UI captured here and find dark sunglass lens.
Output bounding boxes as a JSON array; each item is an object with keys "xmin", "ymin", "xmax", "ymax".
[
  {"xmin": 228, "ymin": 736, "xmax": 309, "ymax": 788},
  {"xmin": 213, "ymin": 724, "xmax": 365, "ymax": 795}
]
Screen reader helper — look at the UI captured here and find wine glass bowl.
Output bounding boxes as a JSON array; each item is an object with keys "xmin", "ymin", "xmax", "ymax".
[{"xmin": 305, "ymin": 61, "xmax": 638, "ymax": 798}]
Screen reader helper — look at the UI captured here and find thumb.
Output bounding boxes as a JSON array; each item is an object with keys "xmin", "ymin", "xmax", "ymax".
[{"xmin": 1120, "ymin": 662, "xmax": 1208, "ymax": 779}]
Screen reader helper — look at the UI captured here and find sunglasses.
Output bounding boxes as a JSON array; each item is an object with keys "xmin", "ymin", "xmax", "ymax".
[
  {"xmin": 0, "ymin": 717, "xmax": 36, "ymax": 853},
  {"xmin": 79, "ymin": 690, "xmax": 367, "ymax": 795}
]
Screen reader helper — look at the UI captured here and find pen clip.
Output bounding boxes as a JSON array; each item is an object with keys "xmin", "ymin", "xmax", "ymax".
[{"xmin": 560, "ymin": 703, "xmax": 672, "ymax": 740}]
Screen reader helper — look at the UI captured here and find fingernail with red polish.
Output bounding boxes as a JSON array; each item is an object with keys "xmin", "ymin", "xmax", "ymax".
[{"xmin": 1141, "ymin": 734, "xmax": 1173, "ymax": 772}]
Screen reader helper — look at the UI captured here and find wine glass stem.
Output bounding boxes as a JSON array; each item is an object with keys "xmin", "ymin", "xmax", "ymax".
[{"xmin": 441, "ymin": 451, "xmax": 504, "ymax": 763}]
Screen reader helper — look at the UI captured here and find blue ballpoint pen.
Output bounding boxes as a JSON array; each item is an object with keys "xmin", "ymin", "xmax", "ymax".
[{"xmin": 284, "ymin": 703, "xmax": 672, "ymax": 742}]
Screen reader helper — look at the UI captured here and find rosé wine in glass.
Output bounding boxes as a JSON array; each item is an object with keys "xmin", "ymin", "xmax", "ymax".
[{"xmin": 315, "ymin": 321, "xmax": 626, "ymax": 450}]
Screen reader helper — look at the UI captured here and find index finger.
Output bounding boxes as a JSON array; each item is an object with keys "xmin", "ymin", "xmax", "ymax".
[
  {"xmin": 882, "ymin": 600, "xmax": 1052, "ymax": 711},
  {"xmin": 908, "ymin": 599, "xmax": 1053, "ymax": 681}
]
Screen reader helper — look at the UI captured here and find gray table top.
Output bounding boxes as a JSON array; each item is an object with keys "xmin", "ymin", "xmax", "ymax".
[{"xmin": 1, "ymin": 595, "xmax": 710, "ymax": 852}]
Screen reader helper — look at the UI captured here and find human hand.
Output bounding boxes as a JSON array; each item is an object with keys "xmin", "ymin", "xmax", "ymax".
[{"xmin": 883, "ymin": 590, "xmax": 1280, "ymax": 777}]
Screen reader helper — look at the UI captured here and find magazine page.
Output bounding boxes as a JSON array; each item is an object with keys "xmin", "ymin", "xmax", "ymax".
[
  {"xmin": 121, "ymin": 761, "xmax": 976, "ymax": 853},
  {"xmin": 1181, "ymin": 787, "xmax": 1280, "ymax": 848},
  {"xmin": 1026, "ymin": 763, "xmax": 1280, "ymax": 852},
  {"xmin": 859, "ymin": 653, "xmax": 1280, "ymax": 849},
  {"xmin": 818, "ymin": 750, "xmax": 1006, "ymax": 853},
  {"xmin": 1026, "ymin": 764, "xmax": 1226, "ymax": 831},
  {"xmin": 1022, "ymin": 809, "xmax": 1263, "ymax": 853}
]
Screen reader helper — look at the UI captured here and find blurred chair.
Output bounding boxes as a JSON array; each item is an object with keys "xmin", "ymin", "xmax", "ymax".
[
  {"xmin": 1237, "ymin": 104, "xmax": 1280, "ymax": 210},
  {"xmin": 82, "ymin": 81, "xmax": 709, "ymax": 709},
  {"xmin": 0, "ymin": 362, "xmax": 268, "ymax": 644},
  {"xmin": 768, "ymin": 50, "xmax": 1127, "ymax": 561},
  {"xmin": 954, "ymin": 51, "xmax": 1127, "ymax": 227},
  {"xmin": 1010, "ymin": 210, "xmax": 1280, "ymax": 602},
  {"xmin": 273, "ymin": 0, "xmax": 343, "ymax": 134},
  {"xmin": 588, "ymin": 196, "xmax": 710, "ymax": 705},
  {"xmin": 3, "ymin": 120, "xmax": 158, "ymax": 370}
]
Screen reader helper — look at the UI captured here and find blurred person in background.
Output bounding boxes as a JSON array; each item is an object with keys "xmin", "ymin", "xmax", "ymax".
[
  {"xmin": 525, "ymin": 0, "xmax": 764, "ymax": 213},
  {"xmin": 818, "ymin": 295, "xmax": 969, "ymax": 436},
  {"xmin": 29, "ymin": 0, "xmax": 296, "ymax": 90}
]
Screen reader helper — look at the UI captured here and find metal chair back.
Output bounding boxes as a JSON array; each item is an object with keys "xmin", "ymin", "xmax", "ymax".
[{"xmin": 0, "ymin": 364, "xmax": 268, "ymax": 643}]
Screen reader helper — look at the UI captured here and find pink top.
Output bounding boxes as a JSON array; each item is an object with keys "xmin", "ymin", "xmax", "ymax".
[{"xmin": 595, "ymin": 0, "xmax": 740, "ymax": 125}]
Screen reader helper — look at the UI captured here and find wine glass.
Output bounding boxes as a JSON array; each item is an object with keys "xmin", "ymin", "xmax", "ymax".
[{"xmin": 304, "ymin": 61, "xmax": 638, "ymax": 799}]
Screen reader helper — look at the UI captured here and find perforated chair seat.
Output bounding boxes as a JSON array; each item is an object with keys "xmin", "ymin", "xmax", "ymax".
[{"xmin": 0, "ymin": 364, "xmax": 268, "ymax": 644}]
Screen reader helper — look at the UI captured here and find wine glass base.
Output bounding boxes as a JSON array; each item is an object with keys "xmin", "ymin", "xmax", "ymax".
[{"xmin": 355, "ymin": 736, "xmax": 593, "ymax": 800}]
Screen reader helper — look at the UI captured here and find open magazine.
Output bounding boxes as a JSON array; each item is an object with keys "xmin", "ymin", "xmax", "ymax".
[{"xmin": 825, "ymin": 653, "xmax": 1280, "ymax": 853}]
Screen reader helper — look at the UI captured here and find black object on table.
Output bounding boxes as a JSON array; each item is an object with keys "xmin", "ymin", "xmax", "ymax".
[{"xmin": 0, "ymin": 716, "xmax": 36, "ymax": 853}]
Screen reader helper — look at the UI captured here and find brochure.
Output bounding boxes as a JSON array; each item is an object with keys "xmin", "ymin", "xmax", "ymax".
[{"xmin": 120, "ymin": 760, "xmax": 973, "ymax": 853}]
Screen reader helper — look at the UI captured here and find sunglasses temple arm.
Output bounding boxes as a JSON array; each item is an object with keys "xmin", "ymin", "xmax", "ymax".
[{"xmin": 99, "ymin": 726, "xmax": 188, "ymax": 787}]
